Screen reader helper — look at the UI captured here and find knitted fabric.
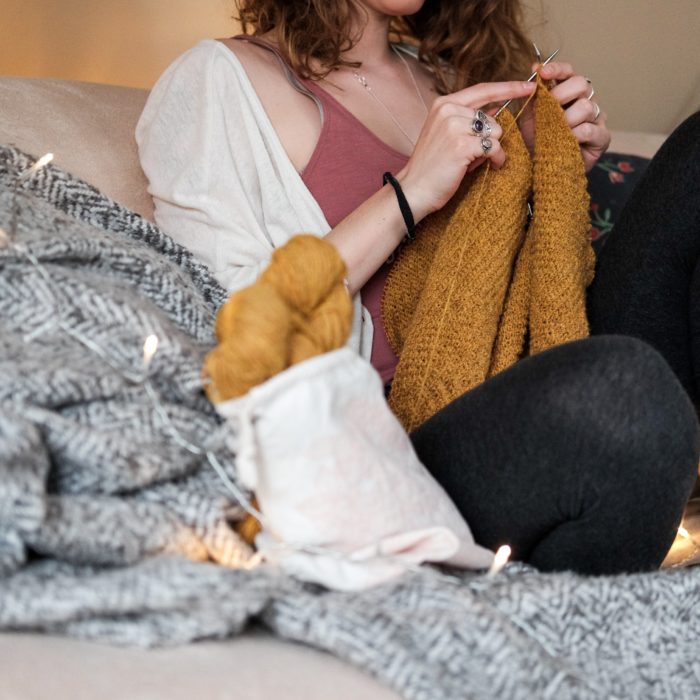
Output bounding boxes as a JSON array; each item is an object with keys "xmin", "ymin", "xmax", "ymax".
[{"xmin": 383, "ymin": 78, "xmax": 595, "ymax": 431}]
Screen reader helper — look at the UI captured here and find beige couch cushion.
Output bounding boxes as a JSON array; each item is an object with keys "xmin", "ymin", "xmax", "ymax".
[
  {"xmin": 0, "ymin": 76, "xmax": 153, "ymax": 221},
  {"xmin": 0, "ymin": 631, "xmax": 401, "ymax": 700}
]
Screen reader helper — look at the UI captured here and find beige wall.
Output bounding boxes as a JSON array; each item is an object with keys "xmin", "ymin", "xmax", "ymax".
[
  {"xmin": 1, "ymin": 0, "xmax": 699, "ymax": 133},
  {"xmin": 526, "ymin": 0, "xmax": 700, "ymax": 133},
  {"xmin": 0, "ymin": 0, "xmax": 238, "ymax": 88}
]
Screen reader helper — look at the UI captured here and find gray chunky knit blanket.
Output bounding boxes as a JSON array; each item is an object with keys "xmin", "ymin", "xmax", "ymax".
[{"xmin": 1, "ymin": 145, "xmax": 700, "ymax": 700}]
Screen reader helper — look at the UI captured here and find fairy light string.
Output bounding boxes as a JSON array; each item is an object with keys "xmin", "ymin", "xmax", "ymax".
[{"xmin": 3, "ymin": 151, "xmax": 662, "ymax": 696}]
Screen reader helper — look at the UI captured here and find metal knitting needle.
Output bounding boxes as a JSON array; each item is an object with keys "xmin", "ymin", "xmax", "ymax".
[
  {"xmin": 494, "ymin": 48, "xmax": 560, "ymax": 118},
  {"xmin": 532, "ymin": 42, "xmax": 542, "ymax": 65}
]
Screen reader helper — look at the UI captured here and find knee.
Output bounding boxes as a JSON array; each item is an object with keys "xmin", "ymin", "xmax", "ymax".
[
  {"xmin": 537, "ymin": 335, "xmax": 697, "ymax": 445},
  {"xmin": 576, "ymin": 335, "xmax": 699, "ymax": 484}
]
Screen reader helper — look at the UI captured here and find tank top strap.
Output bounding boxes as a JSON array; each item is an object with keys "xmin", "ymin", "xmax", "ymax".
[{"xmin": 230, "ymin": 35, "xmax": 324, "ymax": 117}]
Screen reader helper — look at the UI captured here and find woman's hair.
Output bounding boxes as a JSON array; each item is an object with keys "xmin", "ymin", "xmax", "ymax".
[{"xmin": 234, "ymin": 0, "xmax": 533, "ymax": 95}]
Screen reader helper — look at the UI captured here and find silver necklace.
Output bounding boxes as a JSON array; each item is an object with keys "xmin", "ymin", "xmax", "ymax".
[{"xmin": 352, "ymin": 45, "xmax": 428, "ymax": 147}]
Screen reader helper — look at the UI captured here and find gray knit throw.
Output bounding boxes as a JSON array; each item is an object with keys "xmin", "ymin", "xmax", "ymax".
[{"xmin": 2, "ymin": 146, "xmax": 700, "ymax": 700}]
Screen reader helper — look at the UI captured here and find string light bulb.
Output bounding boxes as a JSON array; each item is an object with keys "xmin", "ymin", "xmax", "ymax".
[
  {"xmin": 488, "ymin": 545, "xmax": 512, "ymax": 576},
  {"xmin": 142, "ymin": 334, "xmax": 159, "ymax": 366},
  {"xmin": 678, "ymin": 525, "xmax": 690, "ymax": 540},
  {"xmin": 20, "ymin": 152, "xmax": 54, "ymax": 180}
]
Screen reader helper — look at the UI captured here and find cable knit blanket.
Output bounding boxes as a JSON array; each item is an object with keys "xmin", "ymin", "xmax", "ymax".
[{"xmin": 2, "ymin": 145, "xmax": 700, "ymax": 700}]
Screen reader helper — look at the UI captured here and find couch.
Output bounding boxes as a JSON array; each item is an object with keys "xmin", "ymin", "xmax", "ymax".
[{"xmin": 0, "ymin": 75, "xmax": 688, "ymax": 700}]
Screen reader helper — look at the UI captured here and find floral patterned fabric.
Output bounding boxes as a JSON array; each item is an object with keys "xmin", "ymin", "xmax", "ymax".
[{"xmin": 586, "ymin": 153, "xmax": 651, "ymax": 253}]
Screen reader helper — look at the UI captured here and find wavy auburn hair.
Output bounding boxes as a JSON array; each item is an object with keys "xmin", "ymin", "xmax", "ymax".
[{"xmin": 234, "ymin": 0, "xmax": 533, "ymax": 95}]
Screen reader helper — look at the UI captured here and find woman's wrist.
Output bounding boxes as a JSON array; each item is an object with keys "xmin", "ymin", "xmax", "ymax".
[
  {"xmin": 383, "ymin": 172, "xmax": 416, "ymax": 240},
  {"xmin": 394, "ymin": 167, "xmax": 434, "ymax": 224}
]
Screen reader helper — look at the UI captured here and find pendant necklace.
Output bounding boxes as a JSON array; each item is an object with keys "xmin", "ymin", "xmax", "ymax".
[{"xmin": 352, "ymin": 46, "xmax": 428, "ymax": 147}]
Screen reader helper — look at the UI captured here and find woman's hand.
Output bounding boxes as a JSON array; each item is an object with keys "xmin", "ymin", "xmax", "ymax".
[
  {"xmin": 519, "ymin": 62, "xmax": 612, "ymax": 172},
  {"xmin": 396, "ymin": 81, "xmax": 537, "ymax": 221}
]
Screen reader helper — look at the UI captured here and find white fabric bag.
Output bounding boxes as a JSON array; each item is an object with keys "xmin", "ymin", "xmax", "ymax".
[{"xmin": 216, "ymin": 348, "xmax": 494, "ymax": 590}]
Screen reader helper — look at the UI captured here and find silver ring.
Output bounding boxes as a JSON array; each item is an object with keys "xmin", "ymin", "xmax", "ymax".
[
  {"xmin": 471, "ymin": 110, "xmax": 492, "ymax": 137},
  {"xmin": 481, "ymin": 137, "xmax": 493, "ymax": 154},
  {"xmin": 592, "ymin": 103, "xmax": 601, "ymax": 122}
]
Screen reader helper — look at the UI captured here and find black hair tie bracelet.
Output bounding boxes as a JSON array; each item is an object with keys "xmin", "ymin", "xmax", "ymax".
[{"xmin": 383, "ymin": 172, "xmax": 416, "ymax": 241}]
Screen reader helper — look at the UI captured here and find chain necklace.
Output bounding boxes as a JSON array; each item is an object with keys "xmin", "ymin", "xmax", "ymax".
[{"xmin": 352, "ymin": 45, "xmax": 428, "ymax": 148}]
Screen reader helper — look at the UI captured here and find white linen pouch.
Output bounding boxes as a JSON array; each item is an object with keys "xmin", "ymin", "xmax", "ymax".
[{"xmin": 216, "ymin": 347, "xmax": 494, "ymax": 590}]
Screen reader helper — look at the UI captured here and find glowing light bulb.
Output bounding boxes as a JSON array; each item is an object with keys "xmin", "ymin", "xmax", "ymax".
[
  {"xmin": 33, "ymin": 153, "xmax": 54, "ymax": 171},
  {"xmin": 143, "ymin": 334, "xmax": 159, "ymax": 366},
  {"xmin": 488, "ymin": 544, "xmax": 512, "ymax": 576},
  {"xmin": 678, "ymin": 526, "xmax": 690, "ymax": 540},
  {"xmin": 21, "ymin": 153, "xmax": 54, "ymax": 180}
]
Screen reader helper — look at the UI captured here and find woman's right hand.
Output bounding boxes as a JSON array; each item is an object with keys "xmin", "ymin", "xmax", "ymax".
[{"xmin": 396, "ymin": 81, "xmax": 536, "ymax": 221}]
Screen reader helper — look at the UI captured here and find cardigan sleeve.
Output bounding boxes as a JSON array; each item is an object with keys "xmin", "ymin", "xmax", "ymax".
[{"xmin": 135, "ymin": 40, "xmax": 275, "ymax": 292}]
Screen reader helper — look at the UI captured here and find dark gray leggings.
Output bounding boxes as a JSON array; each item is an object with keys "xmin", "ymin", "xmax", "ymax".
[{"xmin": 409, "ymin": 111, "xmax": 700, "ymax": 575}]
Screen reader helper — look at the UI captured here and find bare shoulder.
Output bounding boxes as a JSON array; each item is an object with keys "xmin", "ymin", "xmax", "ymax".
[
  {"xmin": 216, "ymin": 36, "xmax": 280, "ymax": 80},
  {"xmin": 215, "ymin": 36, "xmax": 321, "ymax": 173}
]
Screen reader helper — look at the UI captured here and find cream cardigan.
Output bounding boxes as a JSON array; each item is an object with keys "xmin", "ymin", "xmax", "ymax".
[{"xmin": 135, "ymin": 39, "xmax": 373, "ymax": 359}]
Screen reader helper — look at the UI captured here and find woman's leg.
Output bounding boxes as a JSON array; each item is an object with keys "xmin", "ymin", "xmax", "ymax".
[
  {"xmin": 587, "ymin": 111, "xmax": 700, "ymax": 405},
  {"xmin": 410, "ymin": 335, "xmax": 699, "ymax": 575}
]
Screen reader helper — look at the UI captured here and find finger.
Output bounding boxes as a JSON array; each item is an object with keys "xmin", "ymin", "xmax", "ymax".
[
  {"xmin": 549, "ymin": 75, "xmax": 591, "ymax": 107},
  {"xmin": 446, "ymin": 81, "xmax": 536, "ymax": 110},
  {"xmin": 471, "ymin": 136, "xmax": 506, "ymax": 170},
  {"xmin": 571, "ymin": 119, "xmax": 609, "ymax": 150},
  {"xmin": 536, "ymin": 61, "xmax": 575, "ymax": 82},
  {"xmin": 467, "ymin": 156, "xmax": 486, "ymax": 172},
  {"xmin": 562, "ymin": 98, "xmax": 602, "ymax": 130},
  {"xmin": 444, "ymin": 111, "xmax": 504, "ymax": 141}
]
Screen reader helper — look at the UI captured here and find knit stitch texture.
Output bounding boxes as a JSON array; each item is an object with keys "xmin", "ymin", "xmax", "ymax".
[{"xmin": 383, "ymin": 79, "xmax": 595, "ymax": 431}]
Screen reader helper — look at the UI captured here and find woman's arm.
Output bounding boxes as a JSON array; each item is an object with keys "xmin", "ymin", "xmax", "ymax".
[{"xmin": 327, "ymin": 81, "xmax": 537, "ymax": 294}]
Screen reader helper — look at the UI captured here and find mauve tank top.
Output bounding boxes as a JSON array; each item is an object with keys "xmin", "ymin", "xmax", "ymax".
[{"xmin": 232, "ymin": 35, "xmax": 408, "ymax": 384}]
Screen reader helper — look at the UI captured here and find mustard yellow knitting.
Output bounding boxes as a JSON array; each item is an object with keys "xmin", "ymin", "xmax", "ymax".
[{"xmin": 383, "ymin": 77, "xmax": 596, "ymax": 432}]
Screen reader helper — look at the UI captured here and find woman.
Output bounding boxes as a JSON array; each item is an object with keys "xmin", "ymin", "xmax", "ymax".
[{"xmin": 136, "ymin": 0, "xmax": 700, "ymax": 575}]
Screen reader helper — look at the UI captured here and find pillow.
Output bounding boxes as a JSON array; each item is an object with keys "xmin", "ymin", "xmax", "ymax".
[
  {"xmin": 0, "ymin": 77, "xmax": 153, "ymax": 221},
  {"xmin": 586, "ymin": 152, "xmax": 651, "ymax": 252},
  {"xmin": 216, "ymin": 347, "xmax": 494, "ymax": 591}
]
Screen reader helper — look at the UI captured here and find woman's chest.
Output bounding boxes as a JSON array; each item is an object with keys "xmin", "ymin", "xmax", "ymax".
[{"xmin": 221, "ymin": 38, "xmax": 434, "ymax": 174}]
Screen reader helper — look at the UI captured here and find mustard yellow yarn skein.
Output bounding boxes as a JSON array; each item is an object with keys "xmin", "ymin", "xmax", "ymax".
[
  {"xmin": 260, "ymin": 236, "xmax": 353, "ymax": 365},
  {"xmin": 204, "ymin": 234, "xmax": 353, "ymax": 402}
]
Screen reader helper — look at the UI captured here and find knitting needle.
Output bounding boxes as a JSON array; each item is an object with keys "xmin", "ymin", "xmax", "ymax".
[
  {"xmin": 532, "ymin": 42, "xmax": 543, "ymax": 65},
  {"xmin": 494, "ymin": 48, "xmax": 560, "ymax": 118}
]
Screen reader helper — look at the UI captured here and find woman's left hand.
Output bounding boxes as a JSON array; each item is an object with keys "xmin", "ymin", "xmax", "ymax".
[{"xmin": 518, "ymin": 61, "xmax": 612, "ymax": 172}]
